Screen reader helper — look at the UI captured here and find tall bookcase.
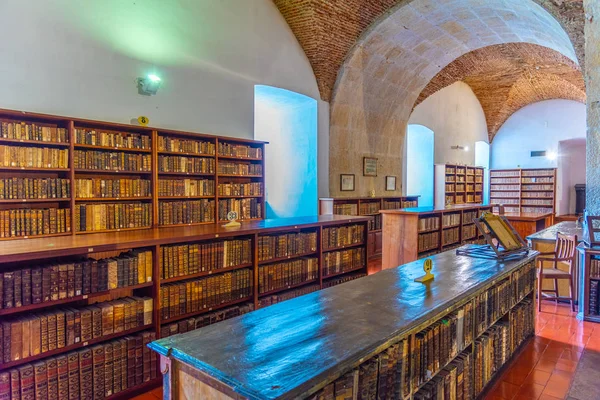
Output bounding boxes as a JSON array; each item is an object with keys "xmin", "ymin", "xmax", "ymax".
[
  {"xmin": 489, "ymin": 168, "xmax": 556, "ymax": 214},
  {"xmin": 578, "ymin": 247, "xmax": 600, "ymax": 323},
  {"xmin": 0, "ymin": 108, "xmax": 266, "ymax": 240},
  {"xmin": 319, "ymin": 196, "xmax": 420, "ymax": 259},
  {"xmin": 434, "ymin": 164, "xmax": 484, "ymax": 208},
  {"xmin": 0, "ymin": 215, "xmax": 369, "ymax": 399}
]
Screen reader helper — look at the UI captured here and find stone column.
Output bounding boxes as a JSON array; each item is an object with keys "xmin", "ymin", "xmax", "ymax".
[{"xmin": 586, "ymin": 0, "xmax": 600, "ymax": 214}]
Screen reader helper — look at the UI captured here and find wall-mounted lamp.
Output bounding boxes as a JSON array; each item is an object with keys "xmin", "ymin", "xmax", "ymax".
[
  {"xmin": 136, "ymin": 74, "xmax": 162, "ymax": 96},
  {"xmin": 546, "ymin": 151, "xmax": 557, "ymax": 161},
  {"xmin": 451, "ymin": 145, "xmax": 469, "ymax": 151}
]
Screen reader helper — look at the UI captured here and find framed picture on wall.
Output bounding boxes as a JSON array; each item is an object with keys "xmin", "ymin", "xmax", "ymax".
[
  {"xmin": 363, "ymin": 157, "xmax": 378, "ymax": 176},
  {"xmin": 385, "ymin": 176, "xmax": 396, "ymax": 191},
  {"xmin": 340, "ymin": 174, "xmax": 355, "ymax": 191}
]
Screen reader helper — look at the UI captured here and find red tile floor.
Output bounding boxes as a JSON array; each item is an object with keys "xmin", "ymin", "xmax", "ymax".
[{"xmin": 133, "ymin": 261, "xmax": 595, "ymax": 400}]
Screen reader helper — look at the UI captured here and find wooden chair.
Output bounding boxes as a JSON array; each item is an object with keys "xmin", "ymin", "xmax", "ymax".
[{"xmin": 537, "ymin": 233, "xmax": 578, "ymax": 312}]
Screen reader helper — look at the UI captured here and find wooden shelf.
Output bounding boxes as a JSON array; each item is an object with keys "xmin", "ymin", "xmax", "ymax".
[
  {"xmin": 0, "ymin": 232, "xmax": 71, "ymax": 241},
  {"xmin": 323, "ymin": 265, "xmax": 365, "ymax": 279},
  {"xmin": 161, "ymin": 263, "xmax": 253, "ymax": 284},
  {"xmin": 76, "ymin": 197, "xmax": 152, "ymax": 201},
  {"xmin": 0, "ymin": 138, "xmax": 69, "ymax": 147},
  {"xmin": 158, "ymin": 150, "xmax": 215, "ymax": 157},
  {"xmin": 322, "ymin": 242, "xmax": 365, "ymax": 252},
  {"xmin": 0, "ymin": 323, "xmax": 153, "ymax": 371},
  {"xmin": 158, "ymin": 171, "xmax": 215, "ymax": 177},
  {"xmin": 158, "ymin": 195, "xmax": 215, "ymax": 200},
  {"xmin": 74, "ymin": 143, "xmax": 151, "ymax": 153},
  {"xmin": 218, "ymin": 194, "xmax": 263, "ymax": 198},
  {"xmin": 76, "ymin": 226, "xmax": 151, "ymax": 234},
  {"xmin": 75, "ymin": 169, "xmax": 152, "ymax": 175},
  {"xmin": 418, "ymin": 227, "xmax": 440, "ymax": 234},
  {"xmin": 259, "ymin": 279, "xmax": 319, "ymax": 297},
  {"xmin": 442, "ymin": 224, "xmax": 461, "ymax": 229},
  {"xmin": 0, "ymin": 198, "xmax": 71, "ymax": 203},
  {"xmin": 0, "ymin": 166, "xmax": 69, "ymax": 172},
  {"xmin": 218, "ymin": 174, "xmax": 263, "ymax": 178},
  {"xmin": 259, "ymin": 251, "xmax": 318, "ymax": 265},
  {"xmin": 0, "ymin": 281, "xmax": 154, "ymax": 317},
  {"xmin": 161, "ymin": 296, "xmax": 253, "ymax": 324},
  {"xmin": 217, "ymin": 155, "xmax": 262, "ymax": 161},
  {"xmin": 159, "ymin": 221, "xmax": 216, "ymax": 228}
]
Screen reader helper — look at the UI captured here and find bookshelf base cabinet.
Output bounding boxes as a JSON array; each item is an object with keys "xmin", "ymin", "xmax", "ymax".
[
  {"xmin": 149, "ymin": 246, "xmax": 538, "ymax": 400},
  {"xmin": 0, "ymin": 215, "xmax": 369, "ymax": 400}
]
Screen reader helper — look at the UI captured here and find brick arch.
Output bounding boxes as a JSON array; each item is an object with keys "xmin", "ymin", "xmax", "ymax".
[
  {"xmin": 416, "ymin": 43, "xmax": 586, "ymax": 142},
  {"xmin": 325, "ymin": 0, "xmax": 579, "ymax": 196}
]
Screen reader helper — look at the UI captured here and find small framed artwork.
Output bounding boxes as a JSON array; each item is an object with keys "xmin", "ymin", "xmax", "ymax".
[
  {"xmin": 385, "ymin": 176, "xmax": 396, "ymax": 191},
  {"xmin": 363, "ymin": 157, "xmax": 378, "ymax": 176},
  {"xmin": 340, "ymin": 174, "xmax": 355, "ymax": 191}
]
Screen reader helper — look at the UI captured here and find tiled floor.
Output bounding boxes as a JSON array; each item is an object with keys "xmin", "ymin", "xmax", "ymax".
[{"xmin": 134, "ymin": 261, "xmax": 595, "ymax": 400}]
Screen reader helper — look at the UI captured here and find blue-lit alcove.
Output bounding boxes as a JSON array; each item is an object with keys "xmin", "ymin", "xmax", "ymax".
[
  {"xmin": 475, "ymin": 141, "xmax": 490, "ymax": 203},
  {"xmin": 254, "ymin": 85, "xmax": 318, "ymax": 218},
  {"xmin": 406, "ymin": 124, "xmax": 434, "ymax": 207}
]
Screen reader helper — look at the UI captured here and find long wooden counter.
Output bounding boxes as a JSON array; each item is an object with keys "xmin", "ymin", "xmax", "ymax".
[
  {"xmin": 149, "ymin": 246, "xmax": 538, "ymax": 400},
  {"xmin": 502, "ymin": 211, "xmax": 554, "ymax": 240}
]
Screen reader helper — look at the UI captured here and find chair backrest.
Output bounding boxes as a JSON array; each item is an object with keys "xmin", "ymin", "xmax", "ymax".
[{"xmin": 553, "ymin": 232, "xmax": 578, "ymax": 271}]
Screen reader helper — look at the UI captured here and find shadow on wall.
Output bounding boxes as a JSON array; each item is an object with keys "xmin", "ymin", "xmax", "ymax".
[{"xmin": 254, "ymin": 85, "xmax": 318, "ymax": 218}]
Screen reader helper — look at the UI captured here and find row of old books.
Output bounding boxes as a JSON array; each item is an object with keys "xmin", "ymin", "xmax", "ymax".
[
  {"xmin": 258, "ymin": 231, "xmax": 317, "ymax": 261},
  {"xmin": 522, "ymin": 199, "xmax": 553, "ymax": 206},
  {"xmin": 323, "ymin": 272, "xmax": 366, "ymax": 289},
  {"xmin": 322, "ymin": 224, "xmax": 364, "ymax": 250},
  {"xmin": 258, "ymin": 258, "xmax": 318, "ymax": 294},
  {"xmin": 157, "ymin": 136, "xmax": 215, "ymax": 155},
  {"xmin": 75, "ymin": 203, "xmax": 151, "ymax": 232},
  {"xmin": 74, "ymin": 178, "xmax": 151, "ymax": 199},
  {"xmin": 413, "ymin": 303, "xmax": 473, "ymax": 388},
  {"xmin": 1, "ymin": 296, "xmax": 152, "ymax": 364},
  {"xmin": 359, "ymin": 201, "xmax": 380, "ymax": 215},
  {"xmin": 509, "ymin": 299, "xmax": 534, "ymax": 353},
  {"xmin": 158, "ymin": 178, "xmax": 214, "ymax": 197},
  {"xmin": 0, "ymin": 122, "xmax": 68, "ymax": 143},
  {"xmin": 0, "ymin": 250, "xmax": 151, "ymax": 310},
  {"xmin": 369, "ymin": 214, "xmax": 382, "ymax": 231},
  {"xmin": 512, "ymin": 261, "xmax": 536, "ymax": 305},
  {"xmin": 217, "ymin": 198, "xmax": 262, "ymax": 221},
  {"xmin": 522, "ymin": 177, "xmax": 553, "ymax": 184},
  {"xmin": 160, "ymin": 239, "xmax": 252, "ymax": 279},
  {"xmin": 418, "ymin": 232, "xmax": 440, "ymax": 253},
  {"xmin": 402, "ymin": 200, "xmax": 418, "ymax": 208},
  {"xmin": 0, "ymin": 331, "xmax": 157, "ymax": 400},
  {"xmin": 523, "ymin": 169, "xmax": 553, "ymax": 177},
  {"xmin": 523, "ymin": 184, "xmax": 553, "ymax": 191},
  {"xmin": 217, "ymin": 162, "xmax": 262, "ymax": 176},
  {"xmin": 322, "ymin": 248, "xmax": 365, "ymax": 277},
  {"xmin": 442, "ymin": 227, "xmax": 460, "ymax": 246},
  {"xmin": 490, "ymin": 185, "xmax": 518, "ymax": 191},
  {"xmin": 311, "ymin": 339, "xmax": 410, "ymax": 400},
  {"xmin": 217, "ymin": 143, "xmax": 262, "ymax": 159},
  {"xmin": 466, "ymin": 184, "xmax": 474, "ymax": 192},
  {"xmin": 0, "ymin": 146, "xmax": 69, "ymax": 169},
  {"xmin": 158, "ymin": 199, "xmax": 215, "ymax": 225},
  {"xmin": 159, "ymin": 268, "xmax": 252, "ymax": 320},
  {"xmin": 418, "ymin": 216, "xmax": 440, "ymax": 232},
  {"xmin": 442, "ymin": 213, "xmax": 460, "ymax": 227},
  {"xmin": 381, "ymin": 200, "xmax": 400, "ymax": 210},
  {"xmin": 474, "ymin": 321, "xmax": 510, "ymax": 395},
  {"xmin": 157, "ymin": 155, "xmax": 215, "ymax": 174},
  {"xmin": 490, "ymin": 170, "xmax": 519, "ymax": 178},
  {"xmin": 445, "ymin": 184, "xmax": 455, "ymax": 192},
  {"xmin": 590, "ymin": 280, "xmax": 599, "ymax": 315},
  {"xmin": 456, "ymin": 184, "xmax": 465, "ymax": 192},
  {"xmin": 474, "ymin": 280, "xmax": 512, "ymax": 337},
  {"xmin": 217, "ymin": 182, "xmax": 262, "ymax": 196},
  {"xmin": 463, "ymin": 211, "xmax": 477, "ymax": 224},
  {"xmin": 0, "ymin": 178, "xmax": 70, "ymax": 200},
  {"xmin": 463, "ymin": 224, "xmax": 477, "ymax": 240},
  {"xmin": 160, "ymin": 303, "xmax": 254, "ymax": 338},
  {"xmin": 522, "ymin": 206, "xmax": 552, "ymax": 213},
  {"xmin": 490, "ymin": 178, "xmax": 520, "ymax": 185},
  {"xmin": 414, "ymin": 350, "xmax": 472, "ymax": 400},
  {"xmin": 333, "ymin": 204, "xmax": 358, "ymax": 215},
  {"xmin": 74, "ymin": 129, "xmax": 151, "ymax": 150},
  {"xmin": 490, "ymin": 191, "xmax": 519, "ymax": 198},
  {"xmin": 258, "ymin": 283, "xmax": 319, "ymax": 309},
  {"xmin": 0, "ymin": 208, "xmax": 70, "ymax": 238},
  {"xmin": 73, "ymin": 150, "xmax": 151, "ymax": 172},
  {"xmin": 523, "ymin": 192, "xmax": 552, "ymax": 198}
]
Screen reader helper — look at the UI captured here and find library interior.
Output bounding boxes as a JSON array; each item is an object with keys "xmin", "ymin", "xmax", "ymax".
[{"xmin": 0, "ymin": 1, "xmax": 599, "ymax": 399}]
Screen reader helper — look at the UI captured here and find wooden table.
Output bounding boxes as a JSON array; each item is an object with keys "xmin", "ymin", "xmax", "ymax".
[
  {"xmin": 501, "ymin": 212, "xmax": 554, "ymax": 240},
  {"xmin": 527, "ymin": 221, "xmax": 584, "ymax": 303},
  {"xmin": 149, "ymin": 245, "xmax": 538, "ymax": 400}
]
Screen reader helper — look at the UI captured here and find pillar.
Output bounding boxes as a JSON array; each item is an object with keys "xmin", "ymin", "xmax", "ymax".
[{"xmin": 586, "ymin": 1, "xmax": 600, "ymax": 214}]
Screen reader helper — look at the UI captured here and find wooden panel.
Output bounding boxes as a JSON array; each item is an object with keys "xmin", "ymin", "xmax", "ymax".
[{"xmin": 382, "ymin": 212, "xmax": 419, "ymax": 269}]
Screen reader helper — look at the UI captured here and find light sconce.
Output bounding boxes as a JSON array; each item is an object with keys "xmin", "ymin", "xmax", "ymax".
[
  {"xmin": 451, "ymin": 145, "xmax": 469, "ymax": 151},
  {"xmin": 546, "ymin": 151, "xmax": 557, "ymax": 161},
  {"xmin": 136, "ymin": 74, "xmax": 162, "ymax": 96}
]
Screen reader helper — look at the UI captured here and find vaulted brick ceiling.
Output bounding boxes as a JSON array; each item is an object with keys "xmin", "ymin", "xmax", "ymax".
[
  {"xmin": 274, "ymin": 0, "xmax": 584, "ymax": 103},
  {"xmin": 416, "ymin": 43, "xmax": 586, "ymax": 141}
]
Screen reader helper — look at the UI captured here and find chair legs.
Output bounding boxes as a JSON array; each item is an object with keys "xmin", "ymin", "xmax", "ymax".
[{"xmin": 538, "ymin": 271, "xmax": 543, "ymax": 312}]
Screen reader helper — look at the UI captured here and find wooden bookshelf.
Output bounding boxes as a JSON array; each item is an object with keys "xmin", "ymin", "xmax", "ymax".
[
  {"xmin": 318, "ymin": 196, "xmax": 419, "ymax": 260},
  {"xmin": 489, "ymin": 168, "xmax": 556, "ymax": 215},
  {"xmin": 148, "ymin": 246, "xmax": 538, "ymax": 400},
  {"xmin": 577, "ymin": 246, "xmax": 600, "ymax": 323},
  {"xmin": 0, "ymin": 108, "xmax": 267, "ymax": 240},
  {"xmin": 0, "ymin": 215, "xmax": 369, "ymax": 399},
  {"xmin": 380, "ymin": 204, "xmax": 492, "ymax": 268},
  {"xmin": 434, "ymin": 164, "xmax": 484, "ymax": 207}
]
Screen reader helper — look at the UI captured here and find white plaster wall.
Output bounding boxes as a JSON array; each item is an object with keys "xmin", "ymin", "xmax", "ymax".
[
  {"xmin": 408, "ymin": 82, "xmax": 489, "ymax": 167},
  {"xmin": 0, "ymin": 0, "xmax": 319, "ymax": 139},
  {"xmin": 557, "ymin": 139, "xmax": 586, "ymax": 215},
  {"xmin": 491, "ymin": 100, "xmax": 586, "ymax": 169}
]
